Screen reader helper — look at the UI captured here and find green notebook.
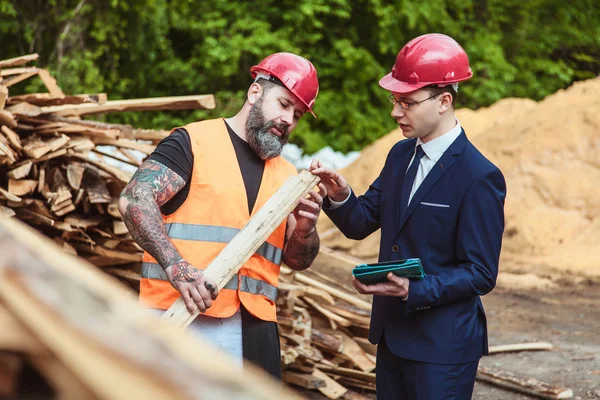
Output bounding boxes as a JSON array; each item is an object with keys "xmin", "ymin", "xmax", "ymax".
[{"xmin": 352, "ymin": 259, "xmax": 425, "ymax": 285}]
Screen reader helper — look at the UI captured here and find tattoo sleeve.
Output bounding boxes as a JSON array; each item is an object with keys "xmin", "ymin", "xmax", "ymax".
[
  {"xmin": 119, "ymin": 160, "xmax": 187, "ymax": 270},
  {"xmin": 282, "ymin": 229, "xmax": 320, "ymax": 271}
]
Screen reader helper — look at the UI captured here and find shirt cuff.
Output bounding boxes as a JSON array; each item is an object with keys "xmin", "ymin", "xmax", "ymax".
[{"xmin": 328, "ymin": 192, "xmax": 351, "ymax": 209}]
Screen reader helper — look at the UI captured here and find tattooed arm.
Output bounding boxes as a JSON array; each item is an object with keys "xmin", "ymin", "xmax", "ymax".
[
  {"xmin": 282, "ymin": 183, "xmax": 327, "ymax": 271},
  {"xmin": 118, "ymin": 160, "xmax": 217, "ymax": 313}
]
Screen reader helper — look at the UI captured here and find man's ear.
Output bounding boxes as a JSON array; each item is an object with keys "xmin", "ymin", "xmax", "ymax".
[
  {"xmin": 247, "ymin": 83, "xmax": 264, "ymax": 106},
  {"xmin": 439, "ymin": 92, "xmax": 453, "ymax": 113}
]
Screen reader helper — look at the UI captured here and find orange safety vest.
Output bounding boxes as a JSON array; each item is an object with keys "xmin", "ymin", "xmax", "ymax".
[{"xmin": 140, "ymin": 118, "xmax": 297, "ymax": 322}]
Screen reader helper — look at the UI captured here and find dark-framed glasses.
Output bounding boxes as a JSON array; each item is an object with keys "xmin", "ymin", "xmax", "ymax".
[{"xmin": 388, "ymin": 94, "xmax": 440, "ymax": 110}]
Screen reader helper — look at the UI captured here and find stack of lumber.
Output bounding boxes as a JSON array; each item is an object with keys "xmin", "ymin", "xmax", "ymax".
[
  {"xmin": 277, "ymin": 262, "xmax": 376, "ymax": 400},
  {"xmin": 0, "ymin": 216, "xmax": 300, "ymax": 400},
  {"xmin": 0, "ymin": 53, "xmax": 215, "ymax": 276}
]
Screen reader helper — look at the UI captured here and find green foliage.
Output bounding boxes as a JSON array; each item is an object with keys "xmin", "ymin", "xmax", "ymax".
[{"xmin": 1, "ymin": 0, "xmax": 598, "ymax": 153}]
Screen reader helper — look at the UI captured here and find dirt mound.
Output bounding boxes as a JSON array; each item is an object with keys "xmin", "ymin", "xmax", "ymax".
[{"xmin": 319, "ymin": 78, "xmax": 600, "ymax": 276}]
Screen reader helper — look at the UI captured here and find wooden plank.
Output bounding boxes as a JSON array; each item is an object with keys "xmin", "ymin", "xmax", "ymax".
[
  {"xmin": 0, "ymin": 187, "xmax": 21, "ymax": 202},
  {"xmin": 163, "ymin": 170, "xmax": 320, "ymax": 328},
  {"xmin": 332, "ymin": 376, "xmax": 376, "ymax": 392},
  {"xmin": 2, "ymin": 71, "xmax": 39, "ymax": 87},
  {"xmin": 93, "ymin": 138, "xmax": 156, "ymax": 155},
  {"xmin": 0, "ymin": 216, "xmax": 303, "ymax": 400},
  {"xmin": 67, "ymin": 153, "xmax": 132, "ymax": 183},
  {"xmin": 38, "ymin": 165, "xmax": 46, "ymax": 192},
  {"xmin": 353, "ymin": 337, "xmax": 377, "ymax": 357},
  {"xmin": 312, "ymin": 368, "xmax": 348, "ymax": 399},
  {"xmin": 63, "ymin": 215, "xmax": 106, "ymax": 229},
  {"xmin": 0, "ymin": 206, "xmax": 16, "ymax": 218},
  {"xmin": 66, "ymin": 164, "xmax": 85, "ymax": 190},
  {"xmin": 0, "ymin": 141, "xmax": 16, "ymax": 164},
  {"xmin": 488, "ymin": 342, "xmax": 554, "ymax": 354},
  {"xmin": 118, "ymin": 148, "xmax": 143, "ymax": 167},
  {"xmin": 0, "ymin": 109, "xmax": 17, "ymax": 128},
  {"xmin": 285, "ymin": 269, "xmax": 371, "ymax": 312},
  {"xmin": 0, "ymin": 85, "xmax": 7, "ymax": 109},
  {"xmin": 0, "ymin": 67, "xmax": 40, "ymax": 76},
  {"xmin": 113, "ymin": 220, "xmax": 128, "ymax": 236},
  {"xmin": 8, "ymin": 179, "xmax": 38, "ymax": 196},
  {"xmin": 282, "ymin": 371, "xmax": 326, "ymax": 389},
  {"xmin": 71, "ymin": 243, "xmax": 142, "ymax": 263},
  {"xmin": 32, "ymin": 148, "xmax": 68, "ymax": 164},
  {"xmin": 322, "ymin": 304, "xmax": 370, "ymax": 326},
  {"xmin": 37, "ymin": 69, "xmax": 65, "ymax": 97},
  {"xmin": 303, "ymin": 297, "xmax": 352, "ymax": 328},
  {"xmin": 476, "ymin": 367, "xmax": 573, "ymax": 399},
  {"xmin": 0, "ymin": 53, "xmax": 39, "ymax": 68},
  {"xmin": 45, "ymin": 116, "xmax": 168, "ymax": 143},
  {"xmin": 316, "ymin": 365, "xmax": 376, "ymax": 384},
  {"xmin": 334, "ymin": 330, "xmax": 376, "ymax": 372},
  {"xmin": 8, "ymin": 93, "xmax": 107, "ymax": 107},
  {"xmin": 1, "ymin": 125, "xmax": 22, "ymax": 150},
  {"xmin": 37, "ymin": 95, "xmax": 216, "ymax": 116},
  {"xmin": 66, "ymin": 137, "xmax": 95, "ymax": 153},
  {"xmin": 93, "ymin": 148, "xmax": 141, "ymax": 168},
  {"xmin": 105, "ymin": 268, "xmax": 141, "ymax": 282},
  {"xmin": 0, "ymin": 302, "xmax": 48, "ymax": 354},
  {"xmin": 311, "ymin": 329, "xmax": 343, "ymax": 354},
  {"xmin": 83, "ymin": 167, "xmax": 112, "ymax": 204},
  {"xmin": 23, "ymin": 135, "xmax": 69, "ymax": 159},
  {"xmin": 2, "ymin": 71, "xmax": 38, "ymax": 87}
]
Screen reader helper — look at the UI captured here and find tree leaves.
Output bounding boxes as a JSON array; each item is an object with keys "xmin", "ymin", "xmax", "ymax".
[{"xmin": 1, "ymin": 0, "xmax": 598, "ymax": 152}]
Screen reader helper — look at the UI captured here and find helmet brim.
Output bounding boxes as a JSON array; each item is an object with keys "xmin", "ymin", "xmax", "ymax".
[{"xmin": 378, "ymin": 73, "xmax": 428, "ymax": 94}]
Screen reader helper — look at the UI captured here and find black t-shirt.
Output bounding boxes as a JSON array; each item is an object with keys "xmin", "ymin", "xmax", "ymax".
[{"xmin": 147, "ymin": 120, "xmax": 265, "ymax": 215}]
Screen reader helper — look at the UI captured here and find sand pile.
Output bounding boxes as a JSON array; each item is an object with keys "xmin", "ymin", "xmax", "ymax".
[{"xmin": 319, "ymin": 78, "xmax": 600, "ymax": 277}]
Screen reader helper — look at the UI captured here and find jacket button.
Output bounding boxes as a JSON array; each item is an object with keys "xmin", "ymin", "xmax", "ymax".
[{"xmin": 392, "ymin": 245, "xmax": 399, "ymax": 252}]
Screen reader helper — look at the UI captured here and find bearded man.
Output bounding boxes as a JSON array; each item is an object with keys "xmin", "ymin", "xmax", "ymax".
[{"xmin": 119, "ymin": 53, "xmax": 325, "ymax": 379}]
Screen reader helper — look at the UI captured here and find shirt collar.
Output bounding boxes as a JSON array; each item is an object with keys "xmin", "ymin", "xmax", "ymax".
[{"xmin": 416, "ymin": 119, "xmax": 462, "ymax": 162}]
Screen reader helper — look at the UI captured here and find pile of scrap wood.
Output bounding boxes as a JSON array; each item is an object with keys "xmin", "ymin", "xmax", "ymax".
[
  {"xmin": 0, "ymin": 53, "xmax": 214, "ymax": 276},
  {"xmin": 0, "ymin": 216, "xmax": 300, "ymax": 400},
  {"xmin": 277, "ymin": 261, "xmax": 376, "ymax": 400}
]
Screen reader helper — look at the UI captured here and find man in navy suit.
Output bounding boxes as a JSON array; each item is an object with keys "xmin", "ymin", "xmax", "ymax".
[{"xmin": 310, "ymin": 33, "xmax": 506, "ymax": 399}]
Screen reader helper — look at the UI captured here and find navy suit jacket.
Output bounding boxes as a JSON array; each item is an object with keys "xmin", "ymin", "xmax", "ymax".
[{"xmin": 324, "ymin": 131, "xmax": 506, "ymax": 364}]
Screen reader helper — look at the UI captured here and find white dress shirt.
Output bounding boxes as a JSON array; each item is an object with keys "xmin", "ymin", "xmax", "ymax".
[
  {"xmin": 406, "ymin": 120, "xmax": 462, "ymax": 205},
  {"xmin": 330, "ymin": 119, "xmax": 463, "ymax": 208}
]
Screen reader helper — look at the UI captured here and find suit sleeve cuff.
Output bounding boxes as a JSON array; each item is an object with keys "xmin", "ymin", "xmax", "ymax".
[
  {"xmin": 400, "ymin": 278, "xmax": 431, "ymax": 313},
  {"xmin": 328, "ymin": 192, "xmax": 351, "ymax": 209}
]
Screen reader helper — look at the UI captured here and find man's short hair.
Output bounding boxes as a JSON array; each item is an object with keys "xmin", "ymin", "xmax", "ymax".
[
  {"xmin": 425, "ymin": 84, "xmax": 457, "ymax": 107},
  {"xmin": 255, "ymin": 77, "xmax": 282, "ymax": 93}
]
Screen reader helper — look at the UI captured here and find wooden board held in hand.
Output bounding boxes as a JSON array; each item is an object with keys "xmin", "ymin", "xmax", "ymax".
[{"xmin": 163, "ymin": 170, "xmax": 320, "ymax": 328}]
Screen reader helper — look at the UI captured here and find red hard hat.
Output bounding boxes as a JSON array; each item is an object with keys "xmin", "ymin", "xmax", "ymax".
[
  {"xmin": 379, "ymin": 33, "xmax": 473, "ymax": 94},
  {"xmin": 250, "ymin": 52, "xmax": 319, "ymax": 118}
]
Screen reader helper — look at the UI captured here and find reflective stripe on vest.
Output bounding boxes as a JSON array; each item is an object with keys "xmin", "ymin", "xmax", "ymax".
[
  {"xmin": 141, "ymin": 262, "xmax": 278, "ymax": 302},
  {"xmin": 165, "ymin": 223, "xmax": 283, "ymax": 265}
]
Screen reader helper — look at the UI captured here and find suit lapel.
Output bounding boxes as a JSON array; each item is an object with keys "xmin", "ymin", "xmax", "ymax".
[{"xmin": 395, "ymin": 131, "xmax": 468, "ymax": 234}]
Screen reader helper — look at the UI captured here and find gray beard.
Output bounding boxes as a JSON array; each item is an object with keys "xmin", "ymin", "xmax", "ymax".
[{"xmin": 246, "ymin": 98, "xmax": 289, "ymax": 160}]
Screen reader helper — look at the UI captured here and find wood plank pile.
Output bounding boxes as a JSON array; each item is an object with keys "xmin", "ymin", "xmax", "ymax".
[
  {"xmin": 277, "ymin": 261, "xmax": 377, "ymax": 400},
  {"xmin": 0, "ymin": 216, "xmax": 301, "ymax": 400},
  {"xmin": 0, "ymin": 53, "xmax": 215, "ymax": 276}
]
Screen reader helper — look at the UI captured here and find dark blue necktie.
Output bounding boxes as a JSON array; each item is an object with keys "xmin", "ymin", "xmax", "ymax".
[{"xmin": 400, "ymin": 145, "xmax": 425, "ymax": 215}]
